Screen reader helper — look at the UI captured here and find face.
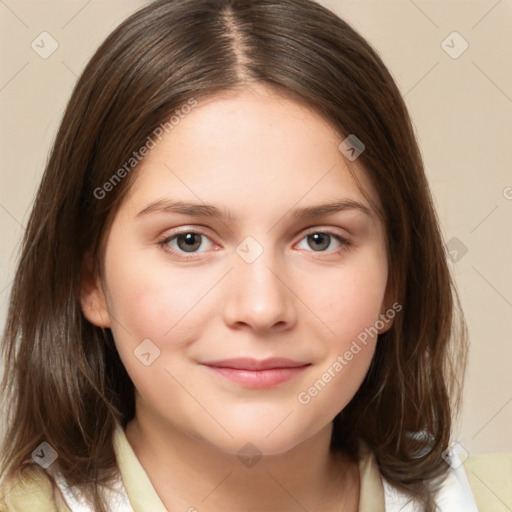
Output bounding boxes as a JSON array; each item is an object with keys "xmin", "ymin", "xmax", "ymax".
[{"xmin": 82, "ymin": 85, "xmax": 393, "ymax": 456}]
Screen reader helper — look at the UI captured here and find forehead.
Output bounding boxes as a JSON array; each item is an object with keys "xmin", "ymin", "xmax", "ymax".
[{"xmin": 122, "ymin": 86, "xmax": 382, "ymax": 224}]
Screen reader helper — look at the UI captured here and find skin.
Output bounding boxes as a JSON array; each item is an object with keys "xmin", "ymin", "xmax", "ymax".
[{"xmin": 81, "ymin": 84, "xmax": 394, "ymax": 511}]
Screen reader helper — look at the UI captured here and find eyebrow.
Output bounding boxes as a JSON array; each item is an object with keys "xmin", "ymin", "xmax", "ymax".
[{"xmin": 135, "ymin": 198, "xmax": 373, "ymax": 221}]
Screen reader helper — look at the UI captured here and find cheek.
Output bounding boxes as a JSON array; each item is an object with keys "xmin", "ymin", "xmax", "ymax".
[
  {"xmin": 102, "ymin": 253, "xmax": 211, "ymax": 406},
  {"xmin": 294, "ymin": 253, "xmax": 387, "ymax": 408},
  {"xmin": 303, "ymin": 250, "xmax": 388, "ymax": 348},
  {"xmin": 297, "ymin": 344, "xmax": 376, "ymax": 422},
  {"xmin": 101, "ymin": 245, "xmax": 221, "ymax": 392},
  {"xmin": 296, "ymin": 279, "xmax": 382, "ymax": 416},
  {"xmin": 104, "ymin": 246, "xmax": 206, "ymax": 338}
]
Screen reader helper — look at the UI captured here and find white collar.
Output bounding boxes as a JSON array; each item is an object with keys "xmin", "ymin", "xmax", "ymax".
[
  {"xmin": 48, "ymin": 432, "xmax": 479, "ymax": 511},
  {"xmin": 382, "ymin": 444, "xmax": 479, "ymax": 511}
]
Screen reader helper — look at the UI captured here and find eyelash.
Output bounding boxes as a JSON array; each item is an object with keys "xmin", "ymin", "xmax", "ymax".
[{"xmin": 157, "ymin": 228, "xmax": 353, "ymax": 260}]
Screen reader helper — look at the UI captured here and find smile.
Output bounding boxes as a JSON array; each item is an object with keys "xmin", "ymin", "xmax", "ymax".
[{"xmin": 200, "ymin": 358, "xmax": 311, "ymax": 388}]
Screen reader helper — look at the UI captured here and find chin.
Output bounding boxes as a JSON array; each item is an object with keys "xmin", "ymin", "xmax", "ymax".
[
  {"xmin": 205, "ymin": 419, "xmax": 322, "ymax": 459},
  {"xmin": 219, "ymin": 432, "xmax": 305, "ymax": 459}
]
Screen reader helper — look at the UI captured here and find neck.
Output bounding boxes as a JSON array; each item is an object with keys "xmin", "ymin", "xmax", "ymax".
[{"xmin": 125, "ymin": 405, "xmax": 360, "ymax": 511}]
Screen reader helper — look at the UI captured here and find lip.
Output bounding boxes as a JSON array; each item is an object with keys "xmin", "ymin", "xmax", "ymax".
[{"xmin": 200, "ymin": 358, "xmax": 310, "ymax": 388}]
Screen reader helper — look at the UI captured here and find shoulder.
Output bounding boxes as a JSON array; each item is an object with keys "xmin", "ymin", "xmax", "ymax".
[
  {"xmin": 0, "ymin": 462, "xmax": 70, "ymax": 512},
  {"xmin": 366, "ymin": 439, "xmax": 478, "ymax": 512},
  {"xmin": 464, "ymin": 452, "xmax": 512, "ymax": 512},
  {"xmin": 382, "ymin": 448, "xmax": 512, "ymax": 512}
]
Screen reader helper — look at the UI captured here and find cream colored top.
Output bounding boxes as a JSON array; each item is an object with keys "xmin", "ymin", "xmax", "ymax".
[{"xmin": 1, "ymin": 423, "xmax": 511, "ymax": 511}]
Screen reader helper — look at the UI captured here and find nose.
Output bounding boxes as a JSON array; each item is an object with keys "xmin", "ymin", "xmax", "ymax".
[{"xmin": 221, "ymin": 243, "xmax": 297, "ymax": 334}]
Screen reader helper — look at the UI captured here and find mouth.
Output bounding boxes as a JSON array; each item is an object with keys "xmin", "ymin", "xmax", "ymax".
[{"xmin": 200, "ymin": 358, "xmax": 311, "ymax": 388}]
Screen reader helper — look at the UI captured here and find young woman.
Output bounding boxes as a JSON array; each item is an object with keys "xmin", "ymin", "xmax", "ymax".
[{"xmin": 1, "ymin": 0, "xmax": 508, "ymax": 510}]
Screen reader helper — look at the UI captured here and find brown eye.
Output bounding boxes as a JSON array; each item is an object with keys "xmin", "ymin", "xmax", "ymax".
[
  {"xmin": 307, "ymin": 233, "xmax": 331, "ymax": 251},
  {"xmin": 159, "ymin": 230, "xmax": 215, "ymax": 259},
  {"xmin": 297, "ymin": 230, "xmax": 351, "ymax": 253},
  {"xmin": 175, "ymin": 232, "xmax": 203, "ymax": 252}
]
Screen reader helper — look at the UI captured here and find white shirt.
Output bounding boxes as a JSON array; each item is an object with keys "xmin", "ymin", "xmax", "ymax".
[{"xmin": 48, "ymin": 428, "xmax": 479, "ymax": 512}]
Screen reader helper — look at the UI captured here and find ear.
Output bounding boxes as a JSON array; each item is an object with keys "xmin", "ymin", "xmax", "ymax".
[
  {"xmin": 377, "ymin": 277, "xmax": 399, "ymax": 335},
  {"xmin": 80, "ymin": 252, "xmax": 111, "ymax": 328}
]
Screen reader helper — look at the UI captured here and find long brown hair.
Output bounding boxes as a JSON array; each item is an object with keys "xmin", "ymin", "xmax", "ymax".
[{"xmin": 0, "ymin": 0, "xmax": 468, "ymax": 510}]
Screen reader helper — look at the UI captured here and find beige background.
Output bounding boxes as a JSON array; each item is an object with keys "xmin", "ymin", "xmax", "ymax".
[{"xmin": 0, "ymin": 0, "xmax": 511, "ymax": 456}]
